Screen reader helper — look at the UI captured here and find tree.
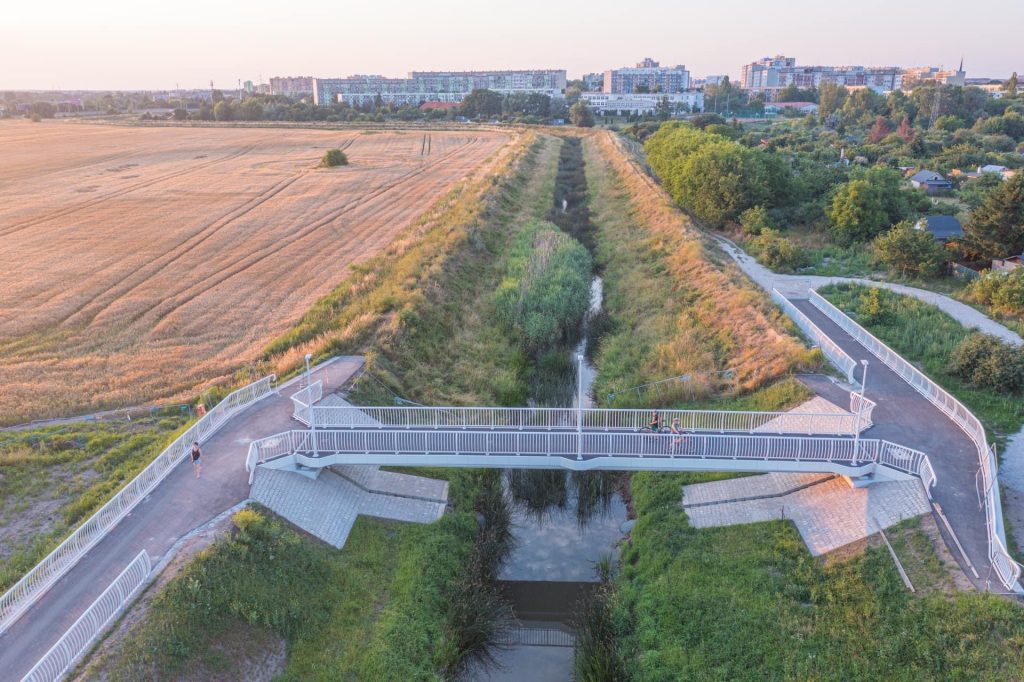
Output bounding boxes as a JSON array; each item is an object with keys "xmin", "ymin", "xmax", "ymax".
[
  {"xmin": 460, "ymin": 89, "xmax": 503, "ymax": 119},
  {"xmin": 828, "ymin": 178, "xmax": 890, "ymax": 244},
  {"xmin": 873, "ymin": 221, "xmax": 947, "ymax": 277},
  {"xmin": 569, "ymin": 101, "xmax": 595, "ymax": 128},
  {"xmin": 239, "ymin": 99, "xmax": 264, "ymax": 121},
  {"xmin": 321, "ymin": 149, "xmax": 349, "ymax": 167},
  {"xmin": 818, "ymin": 83, "xmax": 847, "ymax": 121},
  {"xmin": 1007, "ymin": 72, "xmax": 1019, "ymax": 97},
  {"xmin": 211, "ymin": 89, "xmax": 225, "ymax": 104},
  {"xmin": 213, "ymin": 101, "xmax": 232, "ymax": 121},
  {"xmin": 896, "ymin": 116, "xmax": 915, "ymax": 143},
  {"xmin": 654, "ymin": 96, "xmax": 671, "ymax": 121},
  {"xmin": 867, "ymin": 116, "xmax": 891, "ymax": 143},
  {"xmin": 963, "ymin": 174, "xmax": 1024, "ymax": 260},
  {"xmin": 172, "ymin": 108, "xmax": 187, "ymax": 121}
]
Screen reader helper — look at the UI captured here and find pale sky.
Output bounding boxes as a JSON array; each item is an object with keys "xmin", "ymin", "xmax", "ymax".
[{"xmin": 3, "ymin": 0, "xmax": 1022, "ymax": 90}]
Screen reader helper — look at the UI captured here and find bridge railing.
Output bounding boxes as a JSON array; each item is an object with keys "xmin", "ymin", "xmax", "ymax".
[
  {"xmin": 808, "ymin": 289, "xmax": 1021, "ymax": 591},
  {"xmin": 21, "ymin": 550, "xmax": 151, "ymax": 682},
  {"xmin": 308, "ymin": 405, "xmax": 865, "ymax": 436},
  {"xmin": 290, "ymin": 380, "xmax": 323, "ymax": 426},
  {"xmin": 247, "ymin": 428, "xmax": 930, "ymax": 476},
  {"xmin": 0, "ymin": 375, "xmax": 277, "ymax": 634},
  {"xmin": 772, "ymin": 288, "xmax": 858, "ymax": 384}
]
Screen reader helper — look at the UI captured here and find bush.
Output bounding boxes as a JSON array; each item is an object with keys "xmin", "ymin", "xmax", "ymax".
[
  {"xmin": 872, "ymin": 221, "xmax": 947, "ymax": 277},
  {"xmin": 949, "ymin": 332, "xmax": 1024, "ymax": 394},
  {"xmin": 748, "ymin": 228, "xmax": 808, "ymax": 271},
  {"xmin": 321, "ymin": 148, "xmax": 349, "ymax": 167},
  {"xmin": 739, "ymin": 205, "xmax": 773, "ymax": 235},
  {"xmin": 966, "ymin": 269, "xmax": 1024, "ymax": 316}
]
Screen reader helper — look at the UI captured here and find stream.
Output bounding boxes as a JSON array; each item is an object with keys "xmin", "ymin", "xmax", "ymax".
[{"xmin": 473, "ymin": 277, "xmax": 630, "ymax": 681}]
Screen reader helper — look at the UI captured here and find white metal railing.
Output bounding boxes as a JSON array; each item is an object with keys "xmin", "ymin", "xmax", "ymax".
[
  {"xmin": 21, "ymin": 550, "xmax": 151, "ymax": 682},
  {"xmin": 809, "ymin": 289, "xmax": 1022, "ymax": 591},
  {"xmin": 308, "ymin": 405, "xmax": 865, "ymax": 436},
  {"xmin": 290, "ymin": 380, "xmax": 323, "ymax": 426},
  {"xmin": 0, "ymin": 375, "xmax": 276, "ymax": 634},
  {"xmin": 246, "ymin": 429, "xmax": 932, "ymax": 479},
  {"xmin": 849, "ymin": 392, "xmax": 877, "ymax": 430},
  {"xmin": 772, "ymin": 288, "xmax": 858, "ymax": 384}
]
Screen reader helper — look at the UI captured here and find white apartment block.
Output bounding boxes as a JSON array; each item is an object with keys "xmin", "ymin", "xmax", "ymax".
[
  {"xmin": 740, "ymin": 56, "xmax": 900, "ymax": 99},
  {"xmin": 582, "ymin": 91, "xmax": 704, "ymax": 115},
  {"xmin": 603, "ymin": 58, "xmax": 691, "ymax": 94},
  {"xmin": 313, "ymin": 70, "xmax": 566, "ymax": 106},
  {"xmin": 269, "ymin": 76, "xmax": 315, "ymax": 98}
]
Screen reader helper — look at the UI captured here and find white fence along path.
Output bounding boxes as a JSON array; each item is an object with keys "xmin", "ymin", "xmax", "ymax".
[
  {"xmin": 772, "ymin": 288, "xmax": 859, "ymax": 384},
  {"xmin": 21, "ymin": 550, "xmax": 151, "ymax": 682},
  {"xmin": 808, "ymin": 289, "xmax": 1022, "ymax": 591},
  {"xmin": 0, "ymin": 375, "xmax": 277, "ymax": 634}
]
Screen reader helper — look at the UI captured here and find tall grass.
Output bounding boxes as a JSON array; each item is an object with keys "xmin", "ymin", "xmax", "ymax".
[
  {"xmin": 0, "ymin": 414, "xmax": 189, "ymax": 593},
  {"xmin": 583, "ymin": 131, "xmax": 820, "ymax": 408},
  {"xmin": 613, "ymin": 472, "xmax": 1024, "ymax": 681}
]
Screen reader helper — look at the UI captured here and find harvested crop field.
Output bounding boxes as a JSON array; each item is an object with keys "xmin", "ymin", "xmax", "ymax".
[{"xmin": 0, "ymin": 122, "xmax": 512, "ymax": 424}]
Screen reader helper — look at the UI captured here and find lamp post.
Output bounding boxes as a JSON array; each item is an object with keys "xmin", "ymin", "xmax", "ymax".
[
  {"xmin": 305, "ymin": 354, "xmax": 317, "ymax": 457},
  {"xmin": 577, "ymin": 353, "xmax": 584, "ymax": 461},
  {"xmin": 853, "ymin": 360, "xmax": 869, "ymax": 464}
]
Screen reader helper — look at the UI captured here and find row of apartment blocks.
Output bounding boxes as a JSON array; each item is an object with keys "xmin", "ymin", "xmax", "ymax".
[
  {"xmin": 308, "ymin": 70, "xmax": 566, "ymax": 107},
  {"xmin": 739, "ymin": 55, "xmax": 966, "ymax": 100}
]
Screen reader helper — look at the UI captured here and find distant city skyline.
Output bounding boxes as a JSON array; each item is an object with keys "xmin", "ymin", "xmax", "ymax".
[{"xmin": 3, "ymin": 0, "xmax": 1022, "ymax": 90}]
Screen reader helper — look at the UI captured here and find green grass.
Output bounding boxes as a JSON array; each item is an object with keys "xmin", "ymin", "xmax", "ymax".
[
  {"xmin": 818, "ymin": 283, "xmax": 1024, "ymax": 441},
  {"xmin": 88, "ymin": 500, "xmax": 480, "ymax": 680},
  {"xmin": 800, "ymin": 243, "xmax": 880, "ymax": 276},
  {"xmin": 613, "ymin": 472, "xmax": 1024, "ymax": 681},
  {"xmin": 0, "ymin": 414, "xmax": 189, "ymax": 593}
]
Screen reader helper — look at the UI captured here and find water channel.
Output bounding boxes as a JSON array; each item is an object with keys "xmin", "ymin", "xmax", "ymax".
[{"xmin": 473, "ymin": 277, "xmax": 631, "ymax": 681}]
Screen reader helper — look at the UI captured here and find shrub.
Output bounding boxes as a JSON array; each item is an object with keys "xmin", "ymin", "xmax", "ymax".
[
  {"xmin": 858, "ymin": 287, "xmax": 895, "ymax": 325},
  {"xmin": 739, "ymin": 205, "xmax": 773, "ymax": 235},
  {"xmin": 949, "ymin": 332, "xmax": 1024, "ymax": 394},
  {"xmin": 749, "ymin": 228, "xmax": 808, "ymax": 271},
  {"xmin": 320, "ymin": 148, "xmax": 349, "ymax": 167},
  {"xmin": 872, "ymin": 221, "xmax": 947, "ymax": 277},
  {"xmin": 965, "ymin": 269, "xmax": 1024, "ymax": 316}
]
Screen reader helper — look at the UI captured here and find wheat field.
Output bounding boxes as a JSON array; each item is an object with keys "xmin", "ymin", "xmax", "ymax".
[{"xmin": 0, "ymin": 121, "xmax": 511, "ymax": 424}]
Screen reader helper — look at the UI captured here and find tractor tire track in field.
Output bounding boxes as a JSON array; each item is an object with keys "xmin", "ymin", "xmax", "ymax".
[
  {"xmin": 124, "ymin": 136, "xmax": 484, "ymax": 334},
  {"xmin": 0, "ymin": 142, "xmax": 264, "ymax": 239}
]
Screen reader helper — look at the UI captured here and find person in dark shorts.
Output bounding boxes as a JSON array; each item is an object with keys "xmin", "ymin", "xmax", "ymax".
[
  {"xmin": 649, "ymin": 411, "xmax": 661, "ymax": 433},
  {"xmin": 191, "ymin": 442, "xmax": 202, "ymax": 479}
]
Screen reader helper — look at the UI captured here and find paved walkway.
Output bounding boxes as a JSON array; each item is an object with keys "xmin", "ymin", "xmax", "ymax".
[
  {"xmin": 790, "ymin": 300, "xmax": 993, "ymax": 587},
  {"xmin": 715, "ymin": 235, "xmax": 1023, "ymax": 346},
  {"xmin": 0, "ymin": 357, "xmax": 364, "ymax": 681},
  {"xmin": 684, "ymin": 474, "xmax": 930, "ymax": 555}
]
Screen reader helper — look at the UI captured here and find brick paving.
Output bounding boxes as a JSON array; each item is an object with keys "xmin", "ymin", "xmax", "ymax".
[
  {"xmin": 684, "ymin": 475, "xmax": 930, "ymax": 556},
  {"xmin": 251, "ymin": 467, "xmax": 446, "ymax": 548}
]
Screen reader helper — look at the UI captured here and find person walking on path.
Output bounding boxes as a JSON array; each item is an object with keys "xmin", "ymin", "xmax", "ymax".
[{"xmin": 191, "ymin": 442, "xmax": 202, "ymax": 479}]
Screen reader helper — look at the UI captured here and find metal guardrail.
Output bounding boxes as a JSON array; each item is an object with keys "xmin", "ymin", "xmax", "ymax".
[
  {"xmin": 21, "ymin": 550, "xmax": 151, "ymax": 682},
  {"xmin": 247, "ymin": 428, "xmax": 930, "ymax": 476},
  {"xmin": 308, "ymin": 405, "xmax": 866, "ymax": 436},
  {"xmin": 772, "ymin": 288, "xmax": 858, "ymax": 384},
  {"xmin": 0, "ymin": 375, "xmax": 276, "ymax": 634},
  {"xmin": 808, "ymin": 289, "xmax": 1022, "ymax": 591},
  {"xmin": 850, "ymin": 392, "xmax": 877, "ymax": 430},
  {"xmin": 290, "ymin": 380, "xmax": 323, "ymax": 426}
]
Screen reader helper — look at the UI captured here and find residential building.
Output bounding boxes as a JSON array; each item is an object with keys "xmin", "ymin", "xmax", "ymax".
[
  {"xmin": 603, "ymin": 59, "xmax": 691, "ymax": 94},
  {"xmin": 909, "ymin": 170, "xmax": 952, "ymax": 194},
  {"xmin": 581, "ymin": 91, "xmax": 704, "ymax": 116},
  {"xmin": 992, "ymin": 255, "xmax": 1024, "ymax": 272},
  {"xmin": 312, "ymin": 69, "xmax": 566, "ymax": 106},
  {"xmin": 269, "ymin": 76, "xmax": 315, "ymax": 98},
  {"xmin": 764, "ymin": 101, "xmax": 819, "ymax": 116},
  {"xmin": 900, "ymin": 64, "xmax": 966, "ymax": 90},
  {"xmin": 692, "ymin": 75, "xmax": 728, "ymax": 88},
  {"xmin": 914, "ymin": 215, "xmax": 963, "ymax": 241},
  {"xmin": 740, "ymin": 55, "xmax": 900, "ymax": 99},
  {"xmin": 581, "ymin": 73, "xmax": 604, "ymax": 91}
]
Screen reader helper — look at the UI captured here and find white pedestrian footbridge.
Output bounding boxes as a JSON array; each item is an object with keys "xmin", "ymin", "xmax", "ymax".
[{"xmin": 246, "ymin": 393, "xmax": 936, "ymax": 493}]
